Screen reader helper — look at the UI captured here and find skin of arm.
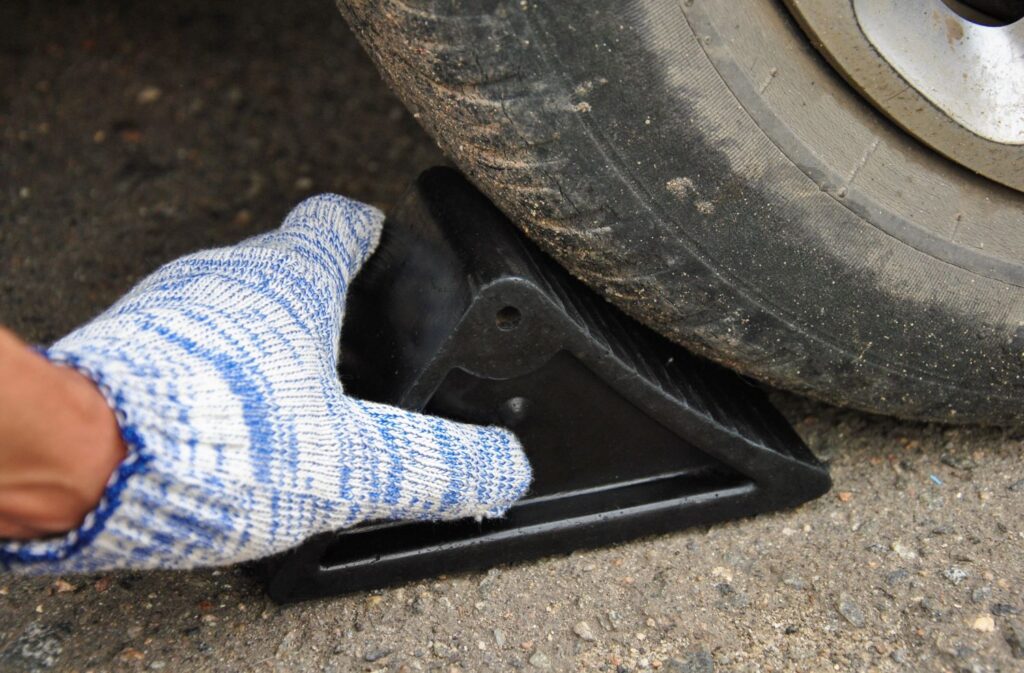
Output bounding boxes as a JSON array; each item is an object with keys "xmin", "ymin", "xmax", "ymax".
[{"xmin": 0, "ymin": 327, "xmax": 125, "ymax": 540}]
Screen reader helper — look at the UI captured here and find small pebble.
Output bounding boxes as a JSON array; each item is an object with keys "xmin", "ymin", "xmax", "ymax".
[
  {"xmin": 493, "ymin": 629, "xmax": 506, "ymax": 647},
  {"xmin": 919, "ymin": 598, "xmax": 944, "ymax": 620},
  {"xmin": 136, "ymin": 86, "xmax": 162, "ymax": 104},
  {"xmin": 666, "ymin": 650, "xmax": 714, "ymax": 673},
  {"xmin": 972, "ymin": 586, "xmax": 993, "ymax": 603},
  {"xmin": 410, "ymin": 594, "xmax": 430, "ymax": 614},
  {"xmin": 710, "ymin": 566, "xmax": 733, "ymax": 582},
  {"xmin": 233, "ymin": 209, "xmax": 252, "ymax": 227},
  {"xmin": 972, "ymin": 614, "xmax": 996, "ymax": 632},
  {"xmin": 782, "ymin": 576, "xmax": 808, "ymax": 590},
  {"xmin": 119, "ymin": 127, "xmax": 143, "ymax": 143},
  {"xmin": 0, "ymin": 622, "xmax": 65, "ymax": 670},
  {"xmin": 944, "ymin": 567, "xmax": 969, "ymax": 585},
  {"xmin": 573, "ymin": 621, "xmax": 596, "ymax": 641},
  {"xmin": 941, "ymin": 455, "xmax": 976, "ymax": 471},
  {"xmin": 529, "ymin": 651, "xmax": 551, "ymax": 669},
  {"xmin": 892, "ymin": 541, "xmax": 918, "ymax": 561},
  {"xmin": 991, "ymin": 603, "xmax": 1021, "ymax": 616},
  {"xmin": 837, "ymin": 594, "xmax": 866, "ymax": 628},
  {"xmin": 1005, "ymin": 622, "xmax": 1024, "ymax": 658},
  {"xmin": 478, "ymin": 568, "xmax": 502, "ymax": 590},
  {"xmin": 52, "ymin": 580, "xmax": 76, "ymax": 594},
  {"xmin": 885, "ymin": 569, "xmax": 910, "ymax": 586}
]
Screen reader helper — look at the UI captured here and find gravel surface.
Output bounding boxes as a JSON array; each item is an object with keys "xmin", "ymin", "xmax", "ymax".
[{"xmin": 2, "ymin": 1, "xmax": 1024, "ymax": 671}]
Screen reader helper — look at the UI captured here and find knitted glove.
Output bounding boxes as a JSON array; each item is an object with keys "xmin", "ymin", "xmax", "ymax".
[{"xmin": 0, "ymin": 195, "xmax": 531, "ymax": 573}]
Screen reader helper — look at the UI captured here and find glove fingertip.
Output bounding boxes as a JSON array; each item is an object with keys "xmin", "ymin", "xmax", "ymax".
[
  {"xmin": 283, "ymin": 193, "xmax": 385, "ymax": 274},
  {"xmin": 477, "ymin": 425, "xmax": 533, "ymax": 514},
  {"xmin": 352, "ymin": 401, "xmax": 534, "ymax": 523}
]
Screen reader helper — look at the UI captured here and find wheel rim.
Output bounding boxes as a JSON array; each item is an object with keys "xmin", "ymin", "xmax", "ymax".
[{"xmin": 784, "ymin": 0, "xmax": 1024, "ymax": 192}]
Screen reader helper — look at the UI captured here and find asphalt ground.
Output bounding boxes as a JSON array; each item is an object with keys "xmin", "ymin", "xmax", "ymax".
[{"xmin": 2, "ymin": 1, "xmax": 1023, "ymax": 671}]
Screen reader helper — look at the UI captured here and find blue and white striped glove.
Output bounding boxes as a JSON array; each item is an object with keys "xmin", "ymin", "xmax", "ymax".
[{"xmin": 0, "ymin": 195, "xmax": 532, "ymax": 573}]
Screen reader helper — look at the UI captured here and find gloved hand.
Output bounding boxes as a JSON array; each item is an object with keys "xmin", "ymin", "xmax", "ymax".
[{"xmin": 0, "ymin": 195, "xmax": 532, "ymax": 573}]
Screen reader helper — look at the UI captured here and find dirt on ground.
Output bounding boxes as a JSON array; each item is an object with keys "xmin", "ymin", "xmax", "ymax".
[{"xmin": 1, "ymin": 1, "xmax": 1023, "ymax": 672}]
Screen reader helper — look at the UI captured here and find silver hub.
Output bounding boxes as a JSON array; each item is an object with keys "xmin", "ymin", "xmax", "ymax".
[{"xmin": 785, "ymin": 0, "xmax": 1024, "ymax": 191}]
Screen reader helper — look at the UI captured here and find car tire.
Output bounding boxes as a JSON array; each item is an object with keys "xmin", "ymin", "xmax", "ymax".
[{"xmin": 338, "ymin": 0, "xmax": 1024, "ymax": 424}]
